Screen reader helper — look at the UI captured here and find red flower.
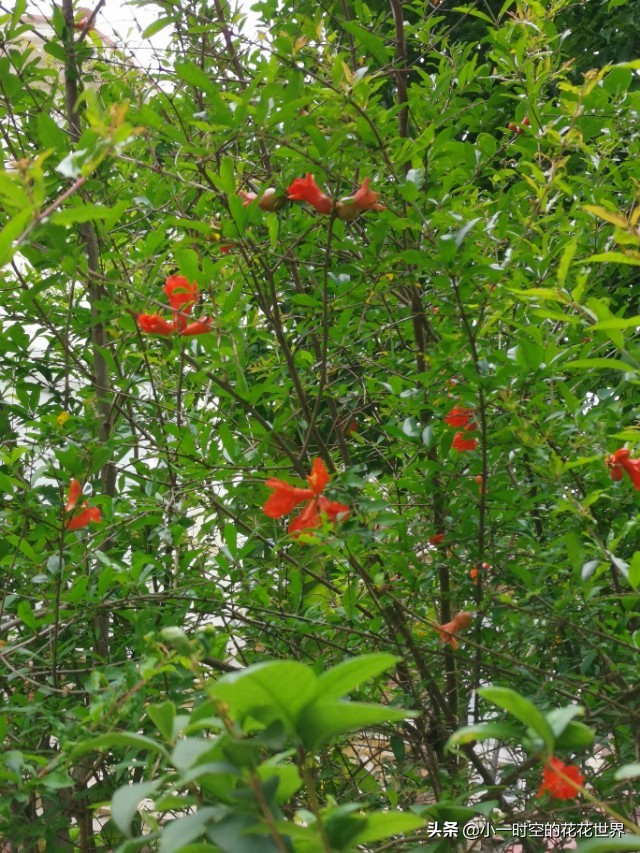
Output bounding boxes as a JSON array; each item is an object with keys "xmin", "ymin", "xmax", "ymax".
[
  {"xmin": 263, "ymin": 458, "xmax": 349, "ymax": 536},
  {"xmin": 64, "ymin": 481, "xmax": 101, "ymax": 531},
  {"xmin": 452, "ymin": 432, "xmax": 477, "ymax": 452},
  {"xmin": 435, "ymin": 611, "xmax": 473, "ymax": 649},
  {"xmin": 429, "ymin": 533, "xmax": 446, "ymax": 546},
  {"xmin": 287, "ymin": 174, "xmax": 333, "ymax": 215},
  {"xmin": 606, "ymin": 448, "xmax": 640, "ymax": 489},
  {"xmin": 181, "ymin": 318, "xmax": 212, "ymax": 336},
  {"xmin": 138, "ymin": 314, "xmax": 175, "ymax": 336},
  {"xmin": 65, "ymin": 479, "xmax": 82, "ymax": 512},
  {"xmin": 537, "ymin": 757, "xmax": 584, "ymax": 801},
  {"xmin": 139, "ymin": 277, "xmax": 211, "ymax": 338},
  {"xmin": 469, "ymin": 567, "xmax": 479, "ymax": 582},
  {"xmin": 335, "ymin": 178, "xmax": 385, "ymax": 221},
  {"xmin": 445, "ymin": 405, "xmax": 476, "ymax": 429},
  {"xmin": 67, "ymin": 506, "xmax": 101, "ymax": 531},
  {"xmin": 163, "ymin": 275, "xmax": 198, "ymax": 313}
]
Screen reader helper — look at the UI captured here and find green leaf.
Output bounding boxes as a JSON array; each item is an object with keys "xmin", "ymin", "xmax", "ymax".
[
  {"xmin": 445, "ymin": 722, "xmax": 522, "ymax": 750},
  {"xmin": 210, "ymin": 661, "xmax": 317, "ymax": 733},
  {"xmin": 315, "ymin": 654, "xmax": 399, "ymax": 700},
  {"xmin": 340, "ymin": 22, "xmax": 389, "ymax": 65},
  {"xmin": 112, "ymin": 781, "xmax": 161, "ymax": 838},
  {"xmin": 301, "ymin": 701, "xmax": 415, "ymax": 750},
  {"xmin": 51, "ymin": 204, "xmax": 117, "ymax": 226},
  {"xmin": 545, "ymin": 705, "xmax": 584, "ymax": 737},
  {"xmin": 0, "ymin": 209, "xmax": 31, "ymax": 268},
  {"xmin": 147, "ymin": 701, "xmax": 177, "ymax": 743},
  {"xmin": 17, "ymin": 600, "xmax": 37, "ymax": 630},
  {"xmin": 627, "ymin": 553, "xmax": 640, "ymax": 589},
  {"xmin": 351, "ymin": 812, "xmax": 425, "ymax": 845},
  {"xmin": 554, "ymin": 721, "xmax": 594, "ymax": 750},
  {"xmin": 587, "ymin": 252, "xmax": 640, "ymax": 266},
  {"xmin": 159, "ymin": 808, "xmax": 221, "ymax": 853},
  {"xmin": 477, "ymin": 687, "xmax": 554, "ymax": 753},
  {"xmin": 563, "ymin": 358, "xmax": 637, "ymax": 372},
  {"xmin": 142, "ymin": 17, "xmax": 175, "ymax": 38},
  {"xmin": 614, "ymin": 763, "xmax": 640, "ymax": 781},
  {"xmin": 71, "ymin": 733, "xmax": 170, "ymax": 760}
]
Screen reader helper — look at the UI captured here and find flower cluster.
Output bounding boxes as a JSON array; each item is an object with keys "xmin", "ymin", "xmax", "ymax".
[
  {"xmin": 606, "ymin": 448, "xmax": 640, "ymax": 489},
  {"xmin": 444, "ymin": 405, "xmax": 478, "ymax": 452},
  {"xmin": 537, "ymin": 757, "xmax": 584, "ymax": 800},
  {"xmin": 138, "ymin": 276, "xmax": 212, "ymax": 337},
  {"xmin": 65, "ymin": 479, "xmax": 100, "ymax": 531},
  {"xmin": 286, "ymin": 174, "xmax": 385, "ymax": 220},
  {"xmin": 263, "ymin": 458, "xmax": 350, "ymax": 537}
]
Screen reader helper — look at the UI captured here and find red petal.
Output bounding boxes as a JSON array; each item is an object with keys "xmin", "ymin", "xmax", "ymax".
[
  {"xmin": 317, "ymin": 496, "xmax": 350, "ymax": 522},
  {"xmin": 138, "ymin": 314, "xmax": 175, "ymax": 336},
  {"xmin": 287, "ymin": 174, "xmax": 333, "ymax": 215},
  {"xmin": 65, "ymin": 479, "xmax": 82, "ymax": 512},
  {"xmin": 66, "ymin": 506, "xmax": 101, "ymax": 530},
  {"xmin": 263, "ymin": 480, "xmax": 313, "ymax": 517},
  {"xmin": 181, "ymin": 318, "xmax": 212, "ymax": 336},
  {"xmin": 452, "ymin": 432, "xmax": 478, "ymax": 452},
  {"xmin": 435, "ymin": 621, "xmax": 459, "ymax": 649},
  {"xmin": 537, "ymin": 758, "xmax": 584, "ymax": 800},
  {"xmin": 288, "ymin": 499, "xmax": 319, "ymax": 534},
  {"xmin": 163, "ymin": 275, "xmax": 198, "ymax": 312},
  {"xmin": 622, "ymin": 458, "xmax": 640, "ymax": 489},
  {"xmin": 444, "ymin": 406, "xmax": 475, "ymax": 428},
  {"xmin": 307, "ymin": 458, "xmax": 330, "ymax": 494},
  {"xmin": 429, "ymin": 533, "xmax": 445, "ymax": 545}
]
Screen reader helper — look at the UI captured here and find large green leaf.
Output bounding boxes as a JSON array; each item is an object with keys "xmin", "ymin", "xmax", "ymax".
[{"xmin": 477, "ymin": 687, "xmax": 555, "ymax": 753}]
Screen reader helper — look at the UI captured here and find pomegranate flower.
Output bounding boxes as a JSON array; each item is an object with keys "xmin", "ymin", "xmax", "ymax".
[
  {"xmin": 445, "ymin": 405, "xmax": 476, "ymax": 430},
  {"xmin": 435, "ymin": 611, "xmax": 473, "ymax": 649},
  {"xmin": 138, "ymin": 277, "xmax": 212, "ymax": 338},
  {"xmin": 287, "ymin": 174, "xmax": 333, "ymax": 215},
  {"xmin": 429, "ymin": 533, "xmax": 446, "ymax": 546},
  {"xmin": 335, "ymin": 178, "xmax": 386, "ymax": 221},
  {"xmin": 65, "ymin": 478, "xmax": 82, "ymax": 512},
  {"xmin": 181, "ymin": 318, "xmax": 212, "ymax": 336},
  {"xmin": 138, "ymin": 314, "xmax": 175, "ymax": 336},
  {"xmin": 163, "ymin": 275, "xmax": 198, "ymax": 313},
  {"xmin": 452, "ymin": 432, "xmax": 478, "ymax": 452},
  {"xmin": 606, "ymin": 448, "xmax": 640, "ymax": 489},
  {"xmin": 263, "ymin": 458, "xmax": 350, "ymax": 536},
  {"xmin": 65, "ymin": 480, "xmax": 101, "ymax": 531},
  {"xmin": 537, "ymin": 757, "xmax": 584, "ymax": 801}
]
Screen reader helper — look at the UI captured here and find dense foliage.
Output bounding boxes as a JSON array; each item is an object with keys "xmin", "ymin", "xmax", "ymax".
[{"xmin": 1, "ymin": 0, "xmax": 639, "ymax": 850}]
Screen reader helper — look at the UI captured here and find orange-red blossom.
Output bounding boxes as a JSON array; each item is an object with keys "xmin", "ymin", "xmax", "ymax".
[
  {"xmin": 263, "ymin": 458, "xmax": 350, "ymax": 536},
  {"xmin": 287, "ymin": 174, "xmax": 385, "ymax": 219},
  {"xmin": 65, "ymin": 479, "xmax": 101, "ymax": 531},
  {"xmin": 287, "ymin": 174, "xmax": 334, "ymax": 215},
  {"xmin": 435, "ymin": 611, "xmax": 473, "ymax": 649},
  {"xmin": 138, "ymin": 276, "xmax": 212, "ymax": 337},
  {"xmin": 606, "ymin": 448, "xmax": 640, "ymax": 489},
  {"xmin": 335, "ymin": 178, "xmax": 386, "ymax": 221},
  {"xmin": 537, "ymin": 757, "xmax": 584, "ymax": 801}
]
